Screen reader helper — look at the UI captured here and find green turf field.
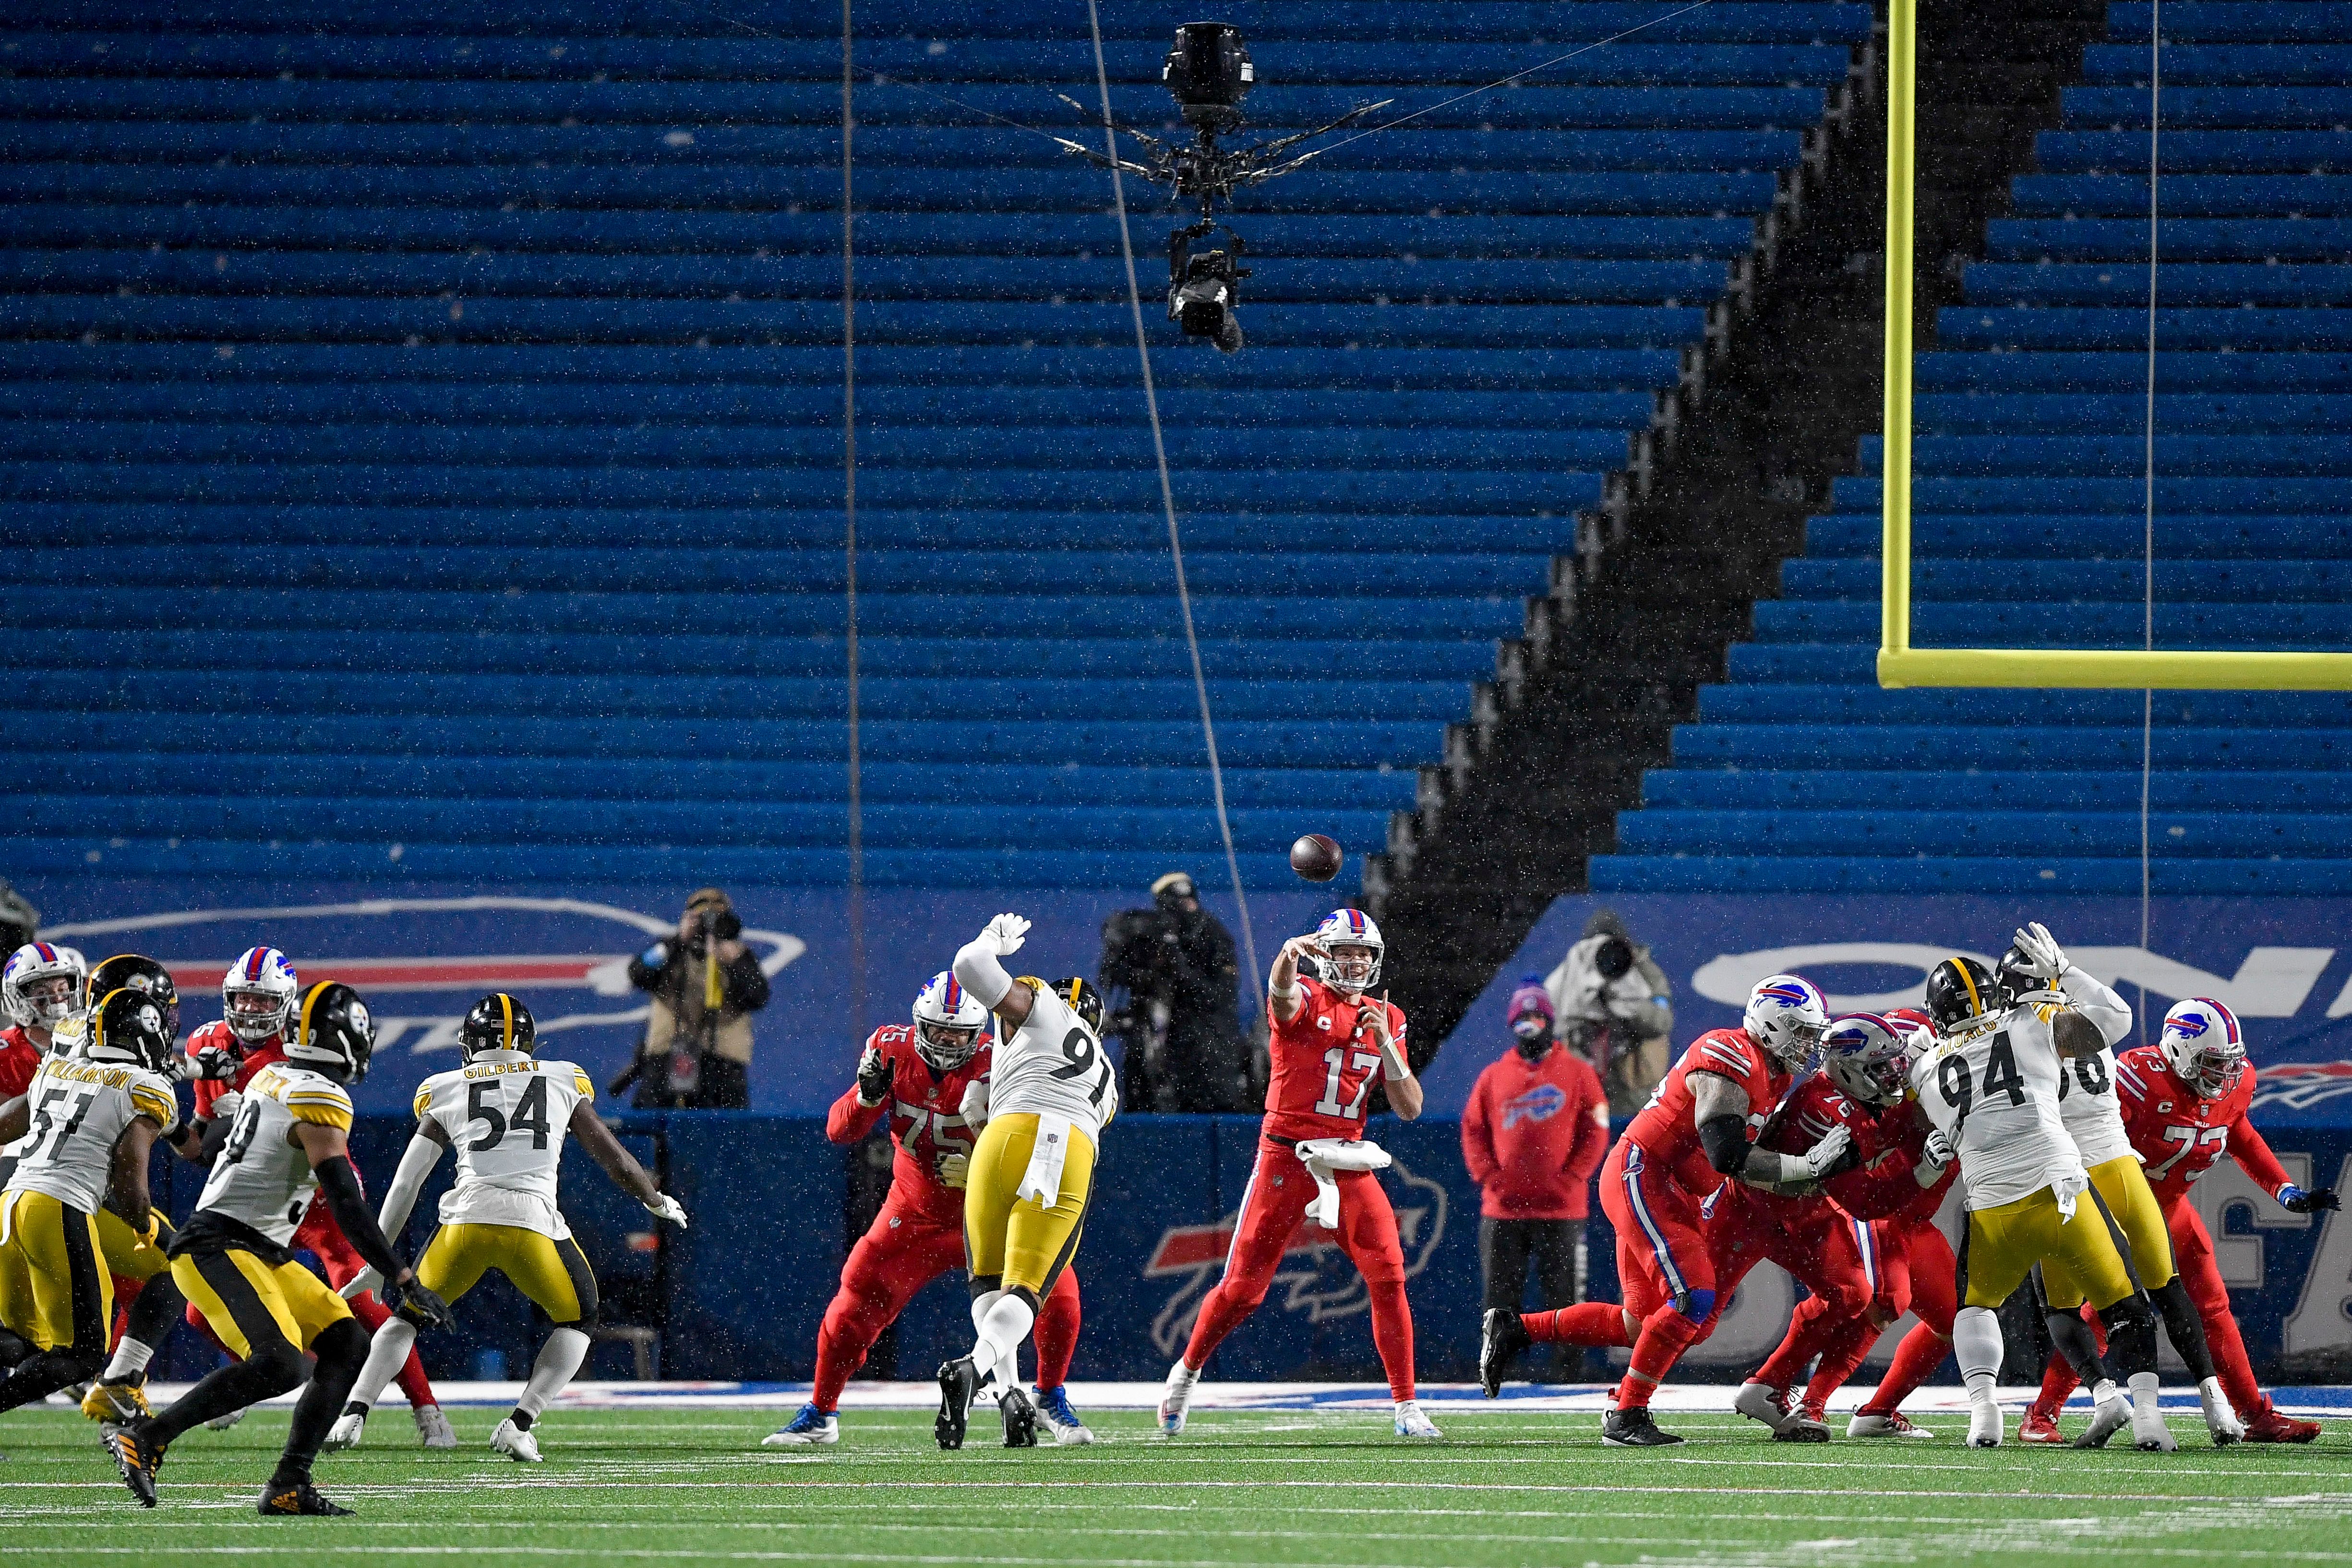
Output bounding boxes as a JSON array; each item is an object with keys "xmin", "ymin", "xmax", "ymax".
[{"xmin": 5, "ymin": 1404, "xmax": 2351, "ymax": 1567}]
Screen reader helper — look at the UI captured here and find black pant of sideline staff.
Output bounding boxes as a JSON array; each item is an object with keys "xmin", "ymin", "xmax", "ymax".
[{"xmin": 1479, "ymin": 1217, "xmax": 1584, "ymax": 1313}]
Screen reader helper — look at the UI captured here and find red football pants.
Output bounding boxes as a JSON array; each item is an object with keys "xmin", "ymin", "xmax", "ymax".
[
  {"xmin": 1593, "ymin": 1140, "xmax": 1721, "ymax": 1408},
  {"xmin": 2031, "ymin": 1200, "xmax": 2270, "ymax": 1423},
  {"xmin": 812, "ymin": 1193, "xmax": 1082, "ymax": 1412},
  {"xmin": 1770, "ymin": 1216, "xmax": 1957, "ymax": 1413},
  {"xmin": 1710, "ymin": 1192, "xmax": 1874, "ymax": 1393},
  {"xmin": 1182, "ymin": 1139, "xmax": 1416, "ymax": 1402}
]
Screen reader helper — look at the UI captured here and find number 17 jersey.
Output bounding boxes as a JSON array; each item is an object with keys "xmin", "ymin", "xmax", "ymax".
[
  {"xmin": 1262, "ymin": 975, "xmax": 1407, "ymax": 1143},
  {"xmin": 1908, "ymin": 1005, "xmax": 2087, "ymax": 1213},
  {"xmin": 412, "ymin": 1049, "xmax": 595, "ymax": 1240}
]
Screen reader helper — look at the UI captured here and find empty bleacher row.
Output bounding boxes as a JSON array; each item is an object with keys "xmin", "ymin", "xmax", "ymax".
[
  {"xmin": 1597, "ymin": 0, "xmax": 2352, "ymax": 895},
  {"xmin": 0, "ymin": 0, "xmax": 1874, "ymax": 886}
]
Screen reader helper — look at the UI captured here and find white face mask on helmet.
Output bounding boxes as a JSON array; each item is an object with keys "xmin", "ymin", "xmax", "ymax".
[
  {"xmin": 1743, "ymin": 973, "xmax": 1829, "ymax": 1072},
  {"xmin": 911, "ymin": 970, "xmax": 988, "ymax": 1072},
  {"xmin": 221, "ymin": 946, "xmax": 300, "ymax": 1044},
  {"xmin": 3, "ymin": 942, "xmax": 87, "ymax": 1032},
  {"xmin": 1313, "ymin": 909, "xmax": 1384, "ymax": 994}
]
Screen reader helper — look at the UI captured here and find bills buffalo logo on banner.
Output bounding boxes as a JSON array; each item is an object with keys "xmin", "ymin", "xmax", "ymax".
[
  {"xmin": 1143, "ymin": 1156, "xmax": 1448, "ymax": 1357},
  {"xmin": 42, "ymin": 896, "xmax": 804, "ymax": 1110},
  {"xmin": 2254, "ymin": 1062, "xmax": 2352, "ymax": 1112}
]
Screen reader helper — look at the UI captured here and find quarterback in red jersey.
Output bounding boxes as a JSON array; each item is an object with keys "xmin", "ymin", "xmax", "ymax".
[
  {"xmin": 1161, "ymin": 910, "xmax": 1441, "ymax": 1440},
  {"xmin": 2022, "ymin": 998, "xmax": 2335, "ymax": 1444},
  {"xmin": 766, "ymin": 973, "xmax": 1087, "ymax": 1448},
  {"xmin": 1487, "ymin": 974, "xmax": 1851, "ymax": 1446}
]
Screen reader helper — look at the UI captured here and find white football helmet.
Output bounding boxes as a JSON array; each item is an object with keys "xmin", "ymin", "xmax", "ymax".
[
  {"xmin": 1743, "ymin": 973, "xmax": 1829, "ymax": 1072},
  {"xmin": 3, "ymin": 942, "xmax": 87, "ymax": 1032},
  {"xmin": 222, "ymin": 946, "xmax": 300, "ymax": 1044},
  {"xmin": 1314, "ymin": 908, "xmax": 1384, "ymax": 994},
  {"xmin": 2160, "ymin": 998, "xmax": 2247, "ymax": 1101},
  {"xmin": 912, "ymin": 970, "xmax": 987, "ymax": 1072},
  {"xmin": 1820, "ymin": 1013, "xmax": 1911, "ymax": 1106}
]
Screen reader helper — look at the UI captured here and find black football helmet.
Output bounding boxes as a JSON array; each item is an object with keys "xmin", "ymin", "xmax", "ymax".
[
  {"xmin": 285, "ymin": 981, "xmax": 376, "ymax": 1083},
  {"xmin": 1924, "ymin": 957, "xmax": 2000, "ymax": 1034},
  {"xmin": 1050, "ymin": 977, "xmax": 1106, "ymax": 1035},
  {"xmin": 459, "ymin": 992, "xmax": 536, "ymax": 1063},
  {"xmin": 86, "ymin": 953, "xmax": 180, "ymax": 1041},
  {"xmin": 85, "ymin": 986, "xmax": 178, "ymax": 1074},
  {"xmin": 1992, "ymin": 944, "xmax": 2054, "ymax": 1010}
]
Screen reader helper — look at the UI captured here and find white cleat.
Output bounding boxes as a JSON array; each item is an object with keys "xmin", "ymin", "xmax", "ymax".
[
  {"xmin": 1035, "ymin": 1388, "xmax": 1095, "ymax": 1446},
  {"xmin": 2199, "ymin": 1377, "xmax": 2244, "ymax": 1446},
  {"xmin": 2132, "ymin": 1402, "xmax": 2178, "ymax": 1453},
  {"xmin": 2076, "ymin": 1393, "xmax": 2132, "ymax": 1449},
  {"xmin": 415, "ymin": 1403, "xmax": 457, "ymax": 1449},
  {"xmin": 1847, "ymin": 1411, "xmax": 1938, "ymax": 1439},
  {"xmin": 322, "ymin": 1410, "xmax": 366, "ymax": 1452},
  {"xmin": 204, "ymin": 1405, "xmax": 247, "ymax": 1432},
  {"xmin": 492, "ymin": 1417, "xmax": 543, "ymax": 1463},
  {"xmin": 1393, "ymin": 1400, "xmax": 1442, "ymax": 1439},
  {"xmin": 1733, "ymin": 1379, "xmax": 1799, "ymax": 1435},
  {"xmin": 1967, "ymin": 1401, "xmax": 2003, "ymax": 1448},
  {"xmin": 1158, "ymin": 1361, "xmax": 1198, "ymax": 1437}
]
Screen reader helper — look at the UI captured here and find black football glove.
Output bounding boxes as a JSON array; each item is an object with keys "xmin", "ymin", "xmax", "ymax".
[
  {"xmin": 2282, "ymin": 1185, "xmax": 2340, "ymax": 1215},
  {"xmin": 855, "ymin": 1042, "xmax": 894, "ymax": 1107},
  {"xmin": 386, "ymin": 1277, "xmax": 456, "ymax": 1331}
]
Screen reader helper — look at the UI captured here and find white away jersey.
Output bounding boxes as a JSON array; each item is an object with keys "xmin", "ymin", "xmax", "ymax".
[
  {"xmin": 989, "ymin": 982, "xmax": 1117, "ymax": 1141},
  {"xmin": 1909, "ymin": 1006, "xmax": 2087, "ymax": 1213},
  {"xmin": 4, "ymin": 1055, "xmax": 179, "ymax": 1215},
  {"xmin": 414, "ymin": 1051, "xmax": 594, "ymax": 1239},
  {"xmin": 2047, "ymin": 969, "xmax": 2136, "ymax": 1169},
  {"xmin": 198, "ymin": 1063, "xmax": 352, "ymax": 1245}
]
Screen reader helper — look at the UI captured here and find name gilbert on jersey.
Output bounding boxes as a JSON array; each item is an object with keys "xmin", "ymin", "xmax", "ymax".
[{"xmin": 460, "ymin": 1058, "xmax": 551, "ymax": 1080}]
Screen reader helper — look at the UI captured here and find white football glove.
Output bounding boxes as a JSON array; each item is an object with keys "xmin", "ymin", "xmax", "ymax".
[
  {"xmin": 1919, "ymin": 1128, "xmax": 1956, "ymax": 1184},
  {"xmin": 206, "ymin": 1089, "xmax": 244, "ymax": 1125},
  {"xmin": 936, "ymin": 1151, "xmax": 971, "ymax": 1190},
  {"xmin": 2013, "ymin": 921, "xmax": 2069, "ymax": 981},
  {"xmin": 1798, "ymin": 1123, "xmax": 1855, "ymax": 1180},
  {"xmin": 979, "ymin": 912, "xmax": 1031, "ymax": 956},
  {"xmin": 958, "ymin": 1077, "xmax": 991, "ymax": 1131},
  {"xmin": 644, "ymin": 1193, "xmax": 689, "ymax": 1228},
  {"xmin": 340, "ymin": 1266, "xmax": 384, "ymax": 1302},
  {"xmin": 185, "ymin": 1042, "xmax": 241, "ymax": 1082}
]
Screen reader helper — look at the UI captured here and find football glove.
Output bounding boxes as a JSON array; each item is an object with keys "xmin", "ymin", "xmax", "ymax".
[
  {"xmin": 854, "ymin": 1042, "xmax": 893, "ymax": 1107},
  {"xmin": 958, "ymin": 1077, "xmax": 991, "ymax": 1131},
  {"xmin": 1798, "ymin": 1123, "xmax": 1856, "ymax": 1181},
  {"xmin": 186, "ymin": 1041, "xmax": 242, "ymax": 1082},
  {"xmin": 936, "ymin": 1151, "xmax": 971, "ymax": 1190},
  {"xmin": 340, "ymin": 1266, "xmax": 384, "ymax": 1302},
  {"xmin": 387, "ymin": 1277, "xmax": 456, "ymax": 1332},
  {"xmin": 2281, "ymin": 1185, "xmax": 2340, "ymax": 1214},
  {"xmin": 206, "ymin": 1089, "xmax": 245, "ymax": 1125},
  {"xmin": 980, "ymin": 912, "xmax": 1031, "ymax": 956},
  {"xmin": 644, "ymin": 1193, "xmax": 689, "ymax": 1227},
  {"xmin": 2012, "ymin": 922, "xmax": 2069, "ymax": 981}
]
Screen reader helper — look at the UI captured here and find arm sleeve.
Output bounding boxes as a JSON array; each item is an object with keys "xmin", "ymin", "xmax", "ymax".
[
  {"xmin": 1699, "ymin": 1114, "xmax": 1753, "ymax": 1177},
  {"xmin": 952, "ymin": 938, "xmax": 1015, "ymax": 1011},
  {"xmin": 2058, "ymin": 963, "xmax": 2134, "ymax": 1048},
  {"xmin": 314, "ymin": 1154, "xmax": 408, "ymax": 1282},
  {"xmin": 1563, "ymin": 1069, "xmax": 1612, "ymax": 1186},
  {"xmin": 375, "ymin": 1132, "xmax": 443, "ymax": 1244},
  {"xmin": 1458, "ymin": 1076, "xmax": 1498, "ymax": 1187},
  {"xmin": 726, "ymin": 950, "xmax": 770, "ymax": 1012},
  {"xmin": 2228, "ymin": 1112, "xmax": 2297, "ymax": 1200},
  {"xmin": 827, "ymin": 1082, "xmax": 887, "ymax": 1145}
]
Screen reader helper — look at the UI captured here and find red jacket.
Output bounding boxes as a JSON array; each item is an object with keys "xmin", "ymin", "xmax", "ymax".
[{"xmin": 1460, "ymin": 1043, "xmax": 1610, "ymax": 1220}]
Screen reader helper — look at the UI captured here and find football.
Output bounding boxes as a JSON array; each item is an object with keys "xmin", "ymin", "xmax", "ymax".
[{"xmin": 1289, "ymin": 833, "xmax": 1344, "ymax": 882}]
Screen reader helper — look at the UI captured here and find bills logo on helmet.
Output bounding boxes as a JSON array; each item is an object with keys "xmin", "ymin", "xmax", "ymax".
[{"xmin": 1144, "ymin": 1156, "xmax": 1447, "ymax": 1355}]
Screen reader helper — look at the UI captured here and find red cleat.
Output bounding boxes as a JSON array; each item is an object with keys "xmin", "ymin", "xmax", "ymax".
[
  {"xmin": 2244, "ymin": 1412, "xmax": 2322, "ymax": 1444},
  {"xmin": 2016, "ymin": 1408, "xmax": 2066, "ymax": 1445}
]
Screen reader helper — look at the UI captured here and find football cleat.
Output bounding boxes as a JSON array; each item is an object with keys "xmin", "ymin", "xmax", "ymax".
[
  {"xmin": 2244, "ymin": 1412, "xmax": 2322, "ymax": 1444},
  {"xmin": 1393, "ymin": 1400, "xmax": 1442, "ymax": 1439},
  {"xmin": 1035, "ymin": 1386, "xmax": 1094, "ymax": 1446},
  {"xmin": 998, "ymin": 1385, "xmax": 1039, "ymax": 1448},
  {"xmin": 935, "ymin": 1357, "xmax": 979, "ymax": 1450},
  {"xmin": 100, "ymin": 1418, "xmax": 164, "ymax": 1508},
  {"xmin": 258, "ymin": 1479, "xmax": 354, "ymax": 1517},
  {"xmin": 492, "ymin": 1417, "xmax": 542, "ymax": 1463},
  {"xmin": 82, "ymin": 1381, "xmax": 152, "ymax": 1422},
  {"xmin": 762, "ymin": 1402, "xmax": 840, "ymax": 1447},
  {"xmin": 1967, "ymin": 1401, "xmax": 2003, "ymax": 1448},
  {"xmin": 1733, "ymin": 1379, "xmax": 1800, "ymax": 1435},
  {"xmin": 323, "ymin": 1409, "xmax": 367, "ymax": 1452},
  {"xmin": 414, "ymin": 1403, "xmax": 457, "ymax": 1449},
  {"xmin": 2017, "ymin": 1408, "xmax": 2067, "ymax": 1445},
  {"xmin": 1479, "ymin": 1307, "xmax": 1530, "ymax": 1399},
  {"xmin": 2199, "ymin": 1377, "xmax": 2244, "ymax": 1445},
  {"xmin": 1848, "ymin": 1411, "xmax": 1937, "ymax": 1439},
  {"xmin": 204, "ymin": 1405, "xmax": 247, "ymax": 1432},
  {"xmin": 2131, "ymin": 1401, "xmax": 2178, "ymax": 1453},
  {"xmin": 2075, "ymin": 1394, "xmax": 2131, "ymax": 1450},
  {"xmin": 1158, "ymin": 1360, "xmax": 1198, "ymax": 1436},
  {"xmin": 1602, "ymin": 1407, "xmax": 1683, "ymax": 1447},
  {"xmin": 1773, "ymin": 1413, "xmax": 1831, "ymax": 1443}
]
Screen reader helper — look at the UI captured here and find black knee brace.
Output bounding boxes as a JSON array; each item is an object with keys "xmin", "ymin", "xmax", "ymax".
[{"xmin": 2096, "ymin": 1294, "xmax": 2159, "ymax": 1380}]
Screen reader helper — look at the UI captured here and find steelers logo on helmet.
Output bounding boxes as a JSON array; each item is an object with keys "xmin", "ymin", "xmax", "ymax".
[
  {"xmin": 1742, "ymin": 972, "xmax": 1829, "ymax": 1071},
  {"xmin": 912, "ymin": 970, "xmax": 988, "ymax": 1071},
  {"xmin": 1820, "ymin": 1012, "xmax": 1910, "ymax": 1106},
  {"xmin": 1313, "ymin": 908, "xmax": 1384, "ymax": 994},
  {"xmin": 2160, "ymin": 997, "xmax": 2247, "ymax": 1100},
  {"xmin": 86, "ymin": 953, "xmax": 180, "ymax": 1041},
  {"xmin": 458, "ymin": 992, "xmax": 536, "ymax": 1063},
  {"xmin": 1053, "ymin": 976, "xmax": 1106, "ymax": 1036},
  {"xmin": 4, "ymin": 941, "xmax": 87, "ymax": 1031},
  {"xmin": 84, "ymin": 986, "xmax": 177, "ymax": 1074},
  {"xmin": 1924, "ymin": 956, "xmax": 2000, "ymax": 1036},
  {"xmin": 221, "ymin": 945, "xmax": 300, "ymax": 1044},
  {"xmin": 285, "ymin": 980, "xmax": 377, "ymax": 1083}
]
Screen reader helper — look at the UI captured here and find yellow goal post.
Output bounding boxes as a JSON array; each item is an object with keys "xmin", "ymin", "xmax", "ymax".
[{"xmin": 1874, "ymin": 0, "xmax": 2352, "ymax": 691}]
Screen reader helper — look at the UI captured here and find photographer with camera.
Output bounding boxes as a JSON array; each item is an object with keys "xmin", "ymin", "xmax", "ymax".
[
  {"xmin": 1541, "ymin": 910, "xmax": 1674, "ymax": 1118},
  {"xmin": 621, "ymin": 888, "xmax": 770, "ymax": 1110},
  {"xmin": 1098, "ymin": 872, "xmax": 1250, "ymax": 1113}
]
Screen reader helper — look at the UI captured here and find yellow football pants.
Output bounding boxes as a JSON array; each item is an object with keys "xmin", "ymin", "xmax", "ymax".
[
  {"xmin": 95, "ymin": 1206, "xmax": 173, "ymax": 1283},
  {"xmin": 0, "ymin": 1189, "xmax": 111, "ymax": 1353},
  {"xmin": 172, "ymin": 1247, "xmax": 353, "ymax": 1360},
  {"xmin": 1962, "ymin": 1183, "xmax": 2136, "ymax": 1311},
  {"xmin": 2040, "ymin": 1154, "xmax": 2177, "ymax": 1308},
  {"xmin": 964, "ymin": 1112, "xmax": 1095, "ymax": 1297},
  {"xmin": 416, "ymin": 1222, "xmax": 599, "ymax": 1325}
]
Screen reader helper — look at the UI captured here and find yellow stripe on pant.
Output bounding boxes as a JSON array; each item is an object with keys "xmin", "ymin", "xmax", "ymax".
[
  {"xmin": 963, "ymin": 1112, "xmax": 1096, "ymax": 1297},
  {"xmin": 416, "ymin": 1222, "xmax": 596, "ymax": 1323},
  {"xmin": 0, "ymin": 1189, "xmax": 111, "ymax": 1353},
  {"xmin": 2041, "ymin": 1154, "xmax": 2176, "ymax": 1308},
  {"xmin": 1963, "ymin": 1184, "xmax": 2136, "ymax": 1311},
  {"xmin": 170, "ymin": 1248, "xmax": 352, "ymax": 1361}
]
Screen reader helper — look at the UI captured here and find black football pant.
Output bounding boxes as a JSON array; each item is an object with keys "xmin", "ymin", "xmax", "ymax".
[{"xmin": 1480, "ymin": 1217, "xmax": 1585, "ymax": 1313}]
